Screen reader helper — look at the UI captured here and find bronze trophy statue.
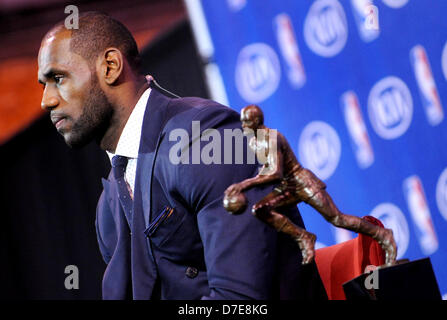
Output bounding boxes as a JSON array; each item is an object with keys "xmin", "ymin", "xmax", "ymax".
[{"xmin": 224, "ymin": 105, "xmax": 397, "ymax": 266}]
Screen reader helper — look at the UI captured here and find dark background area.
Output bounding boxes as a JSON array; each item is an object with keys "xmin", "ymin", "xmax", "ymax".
[{"xmin": 0, "ymin": 16, "xmax": 209, "ymax": 299}]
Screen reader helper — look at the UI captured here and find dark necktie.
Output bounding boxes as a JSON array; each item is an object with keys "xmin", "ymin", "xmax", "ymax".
[{"xmin": 112, "ymin": 155, "xmax": 133, "ymax": 228}]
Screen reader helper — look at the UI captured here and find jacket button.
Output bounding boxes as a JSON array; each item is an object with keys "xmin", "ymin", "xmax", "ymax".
[{"xmin": 185, "ymin": 267, "xmax": 198, "ymax": 279}]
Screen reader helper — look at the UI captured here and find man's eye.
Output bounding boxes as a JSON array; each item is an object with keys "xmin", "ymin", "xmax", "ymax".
[{"xmin": 54, "ymin": 75, "xmax": 64, "ymax": 84}]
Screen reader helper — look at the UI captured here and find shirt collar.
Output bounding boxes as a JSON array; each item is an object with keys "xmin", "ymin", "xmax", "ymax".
[{"xmin": 106, "ymin": 88, "xmax": 151, "ymax": 163}]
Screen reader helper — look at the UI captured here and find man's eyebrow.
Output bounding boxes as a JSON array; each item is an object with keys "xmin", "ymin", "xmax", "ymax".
[{"xmin": 38, "ymin": 68, "xmax": 66, "ymax": 84}]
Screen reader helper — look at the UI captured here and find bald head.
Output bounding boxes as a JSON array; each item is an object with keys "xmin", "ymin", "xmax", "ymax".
[
  {"xmin": 241, "ymin": 105, "xmax": 264, "ymax": 124},
  {"xmin": 240, "ymin": 104, "xmax": 265, "ymax": 133}
]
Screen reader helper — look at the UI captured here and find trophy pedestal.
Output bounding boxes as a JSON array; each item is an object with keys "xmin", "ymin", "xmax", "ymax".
[{"xmin": 342, "ymin": 258, "xmax": 442, "ymax": 300}]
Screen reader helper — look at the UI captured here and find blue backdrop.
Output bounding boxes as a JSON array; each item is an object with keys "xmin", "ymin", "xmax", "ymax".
[{"xmin": 191, "ymin": 0, "xmax": 447, "ymax": 297}]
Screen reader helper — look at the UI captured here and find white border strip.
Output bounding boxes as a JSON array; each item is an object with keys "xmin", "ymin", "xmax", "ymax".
[{"xmin": 184, "ymin": 0, "xmax": 229, "ymax": 105}]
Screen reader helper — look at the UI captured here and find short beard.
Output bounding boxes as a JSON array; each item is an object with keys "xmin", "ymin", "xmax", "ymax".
[{"xmin": 66, "ymin": 75, "xmax": 113, "ymax": 148}]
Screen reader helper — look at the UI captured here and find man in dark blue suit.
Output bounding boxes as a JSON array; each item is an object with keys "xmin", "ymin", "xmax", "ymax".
[{"xmin": 38, "ymin": 12, "xmax": 327, "ymax": 300}]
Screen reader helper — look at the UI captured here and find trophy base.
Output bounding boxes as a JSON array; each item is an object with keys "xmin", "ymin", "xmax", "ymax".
[{"xmin": 342, "ymin": 257, "xmax": 442, "ymax": 300}]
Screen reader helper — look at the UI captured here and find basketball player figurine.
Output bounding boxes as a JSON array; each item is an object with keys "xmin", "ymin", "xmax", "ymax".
[{"xmin": 224, "ymin": 105, "xmax": 397, "ymax": 266}]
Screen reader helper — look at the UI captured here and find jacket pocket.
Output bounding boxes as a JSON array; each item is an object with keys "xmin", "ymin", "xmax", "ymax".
[{"xmin": 144, "ymin": 206, "xmax": 185, "ymax": 247}]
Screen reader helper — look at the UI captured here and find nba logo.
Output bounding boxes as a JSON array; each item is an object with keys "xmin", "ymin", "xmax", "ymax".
[
  {"xmin": 235, "ymin": 43, "xmax": 281, "ymax": 103},
  {"xmin": 341, "ymin": 91, "xmax": 374, "ymax": 169},
  {"xmin": 370, "ymin": 202, "xmax": 410, "ymax": 260},
  {"xmin": 333, "ymin": 227, "xmax": 353, "ymax": 244},
  {"xmin": 350, "ymin": 0, "xmax": 379, "ymax": 42},
  {"xmin": 382, "ymin": 0, "xmax": 408, "ymax": 8},
  {"xmin": 436, "ymin": 168, "xmax": 447, "ymax": 222},
  {"xmin": 274, "ymin": 13, "xmax": 306, "ymax": 89},
  {"xmin": 303, "ymin": 0, "xmax": 348, "ymax": 57},
  {"xmin": 368, "ymin": 76, "xmax": 413, "ymax": 140},
  {"xmin": 227, "ymin": 0, "xmax": 246, "ymax": 11},
  {"xmin": 410, "ymin": 45, "xmax": 444, "ymax": 126},
  {"xmin": 403, "ymin": 175, "xmax": 439, "ymax": 255},
  {"xmin": 298, "ymin": 121, "xmax": 341, "ymax": 180}
]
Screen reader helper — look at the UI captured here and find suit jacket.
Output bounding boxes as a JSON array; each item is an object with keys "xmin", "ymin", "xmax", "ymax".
[{"xmin": 95, "ymin": 88, "xmax": 327, "ymax": 300}]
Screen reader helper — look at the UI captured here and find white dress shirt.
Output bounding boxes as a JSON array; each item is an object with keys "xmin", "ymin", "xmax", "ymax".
[{"xmin": 106, "ymin": 88, "xmax": 152, "ymax": 196}]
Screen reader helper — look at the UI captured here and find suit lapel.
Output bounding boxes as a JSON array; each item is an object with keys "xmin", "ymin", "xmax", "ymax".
[
  {"xmin": 130, "ymin": 88, "xmax": 172, "ymax": 299},
  {"xmin": 134, "ymin": 88, "xmax": 172, "ymax": 226}
]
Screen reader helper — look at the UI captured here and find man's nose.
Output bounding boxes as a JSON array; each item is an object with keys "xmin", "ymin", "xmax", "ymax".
[{"xmin": 41, "ymin": 86, "xmax": 60, "ymax": 111}]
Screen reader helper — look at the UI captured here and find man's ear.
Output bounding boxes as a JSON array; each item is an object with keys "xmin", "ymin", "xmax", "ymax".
[{"xmin": 100, "ymin": 48, "xmax": 123, "ymax": 85}]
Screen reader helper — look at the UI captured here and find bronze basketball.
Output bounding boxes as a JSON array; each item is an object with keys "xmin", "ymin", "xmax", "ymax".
[{"xmin": 223, "ymin": 192, "xmax": 247, "ymax": 214}]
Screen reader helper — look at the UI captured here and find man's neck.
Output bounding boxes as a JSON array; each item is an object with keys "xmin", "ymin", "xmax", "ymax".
[
  {"xmin": 100, "ymin": 78, "xmax": 149, "ymax": 152},
  {"xmin": 253, "ymin": 125, "xmax": 267, "ymax": 138}
]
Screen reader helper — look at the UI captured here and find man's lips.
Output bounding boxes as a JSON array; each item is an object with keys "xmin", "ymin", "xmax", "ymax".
[
  {"xmin": 51, "ymin": 115, "xmax": 67, "ymax": 130},
  {"xmin": 55, "ymin": 118, "xmax": 66, "ymax": 129}
]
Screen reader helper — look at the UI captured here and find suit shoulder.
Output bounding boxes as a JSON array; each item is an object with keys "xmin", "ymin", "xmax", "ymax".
[
  {"xmin": 166, "ymin": 97, "xmax": 240, "ymax": 128},
  {"xmin": 173, "ymin": 97, "xmax": 237, "ymax": 114}
]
